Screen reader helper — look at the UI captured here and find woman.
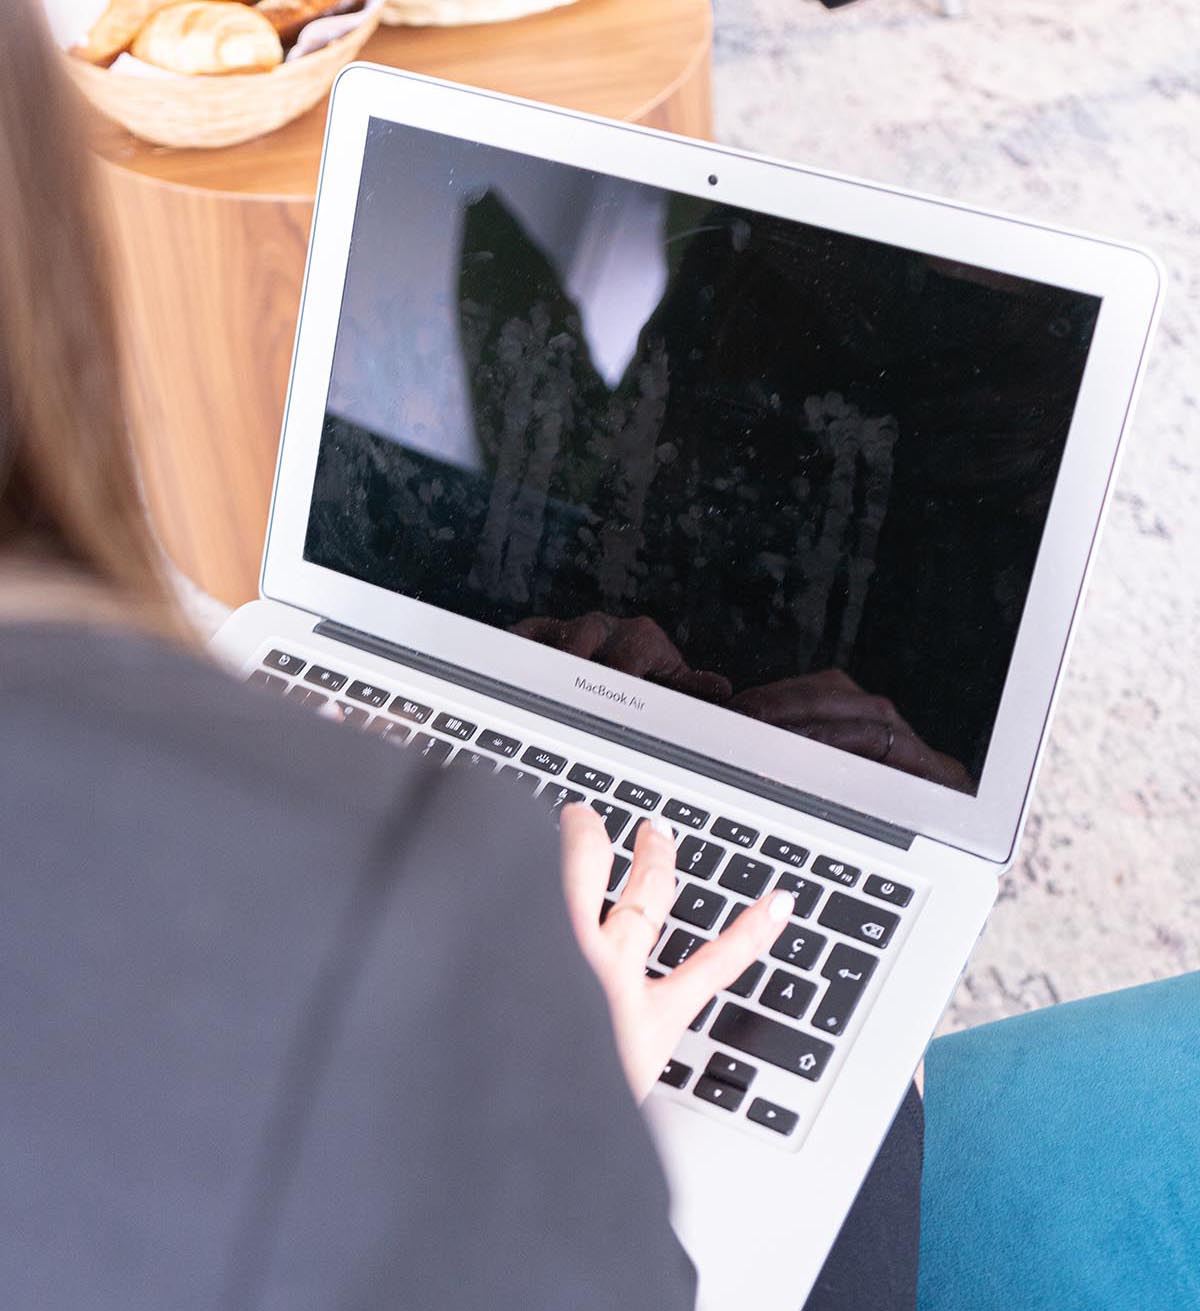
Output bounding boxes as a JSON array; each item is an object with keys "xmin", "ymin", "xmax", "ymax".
[{"xmin": 0, "ymin": 3, "xmax": 921, "ymax": 1307}]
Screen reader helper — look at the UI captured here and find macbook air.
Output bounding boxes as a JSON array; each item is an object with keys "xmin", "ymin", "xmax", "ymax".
[{"xmin": 212, "ymin": 63, "xmax": 1161, "ymax": 1310}]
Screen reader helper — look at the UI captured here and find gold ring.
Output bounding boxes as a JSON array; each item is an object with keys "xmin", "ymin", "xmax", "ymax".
[{"xmin": 607, "ymin": 903, "xmax": 661, "ymax": 935}]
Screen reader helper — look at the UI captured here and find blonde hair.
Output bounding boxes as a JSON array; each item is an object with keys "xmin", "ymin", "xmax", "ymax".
[{"xmin": 0, "ymin": 0, "xmax": 181, "ymax": 633}]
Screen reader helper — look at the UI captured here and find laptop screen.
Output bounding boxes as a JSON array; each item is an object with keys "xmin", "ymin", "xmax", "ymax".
[{"xmin": 305, "ymin": 117, "xmax": 1101, "ymax": 796}]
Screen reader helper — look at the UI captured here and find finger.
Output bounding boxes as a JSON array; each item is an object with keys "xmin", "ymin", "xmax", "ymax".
[
  {"xmin": 597, "ymin": 615, "xmax": 690, "ymax": 683},
  {"xmin": 655, "ymin": 888, "xmax": 794, "ymax": 1028},
  {"xmin": 664, "ymin": 667, "xmax": 734, "ymax": 703},
  {"xmin": 555, "ymin": 613, "xmax": 616, "ymax": 660},
  {"xmin": 792, "ymin": 717, "xmax": 893, "ymax": 758},
  {"xmin": 511, "ymin": 614, "xmax": 613, "ymax": 661},
  {"xmin": 606, "ymin": 815, "xmax": 678, "ymax": 956},
  {"xmin": 559, "ymin": 803, "xmax": 615, "ymax": 962},
  {"xmin": 732, "ymin": 682, "xmax": 900, "ymax": 729}
]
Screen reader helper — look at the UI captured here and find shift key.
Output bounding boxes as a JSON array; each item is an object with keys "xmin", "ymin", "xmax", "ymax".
[{"xmin": 709, "ymin": 1003, "xmax": 834, "ymax": 1081}]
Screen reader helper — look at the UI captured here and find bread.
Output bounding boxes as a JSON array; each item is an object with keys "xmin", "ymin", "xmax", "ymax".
[
  {"xmin": 132, "ymin": 2, "xmax": 284, "ymax": 75},
  {"xmin": 255, "ymin": 0, "xmax": 358, "ymax": 45},
  {"xmin": 70, "ymin": 0, "xmax": 182, "ymax": 66}
]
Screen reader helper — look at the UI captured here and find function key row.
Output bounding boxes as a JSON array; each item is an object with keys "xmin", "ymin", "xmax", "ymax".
[{"xmin": 261, "ymin": 655, "xmax": 914, "ymax": 922}]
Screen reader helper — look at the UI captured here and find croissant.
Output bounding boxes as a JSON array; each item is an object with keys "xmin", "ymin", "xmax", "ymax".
[
  {"xmin": 132, "ymin": 2, "xmax": 284, "ymax": 75},
  {"xmin": 70, "ymin": 0, "xmax": 180, "ymax": 66}
]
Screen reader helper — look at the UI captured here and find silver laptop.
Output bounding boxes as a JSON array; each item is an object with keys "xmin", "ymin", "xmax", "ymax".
[{"xmin": 212, "ymin": 63, "xmax": 1161, "ymax": 1310}]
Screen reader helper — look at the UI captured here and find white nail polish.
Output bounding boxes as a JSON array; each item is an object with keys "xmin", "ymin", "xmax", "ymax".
[
  {"xmin": 768, "ymin": 891, "xmax": 795, "ymax": 923},
  {"xmin": 649, "ymin": 815, "xmax": 677, "ymax": 843}
]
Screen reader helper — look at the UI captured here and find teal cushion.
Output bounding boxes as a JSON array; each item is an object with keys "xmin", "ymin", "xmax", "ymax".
[{"xmin": 919, "ymin": 972, "xmax": 1200, "ymax": 1311}]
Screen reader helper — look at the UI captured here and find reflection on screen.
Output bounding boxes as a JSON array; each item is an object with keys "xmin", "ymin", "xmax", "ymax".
[{"xmin": 305, "ymin": 118, "xmax": 1101, "ymax": 794}]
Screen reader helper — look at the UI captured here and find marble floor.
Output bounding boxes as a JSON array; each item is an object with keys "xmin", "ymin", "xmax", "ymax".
[{"xmin": 712, "ymin": 0, "xmax": 1199, "ymax": 1029}]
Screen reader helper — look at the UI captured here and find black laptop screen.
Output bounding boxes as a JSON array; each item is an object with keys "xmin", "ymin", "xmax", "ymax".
[{"xmin": 305, "ymin": 117, "xmax": 1101, "ymax": 794}]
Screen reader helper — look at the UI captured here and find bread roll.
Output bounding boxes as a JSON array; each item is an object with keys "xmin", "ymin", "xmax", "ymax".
[
  {"xmin": 255, "ymin": 0, "xmax": 357, "ymax": 45},
  {"xmin": 132, "ymin": 2, "xmax": 284, "ymax": 75},
  {"xmin": 70, "ymin": 0, "xmax": 181, "ymax": 66}
]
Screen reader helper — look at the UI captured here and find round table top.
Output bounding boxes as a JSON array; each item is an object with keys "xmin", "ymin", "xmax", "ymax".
[{"xmin": 89, "ymin": 0, "xmax": 711, "ymax": 199}]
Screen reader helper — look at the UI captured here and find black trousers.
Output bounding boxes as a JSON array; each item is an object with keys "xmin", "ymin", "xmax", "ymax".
[{"xmin": 802, "ymin": 1084, "xmax": 925, "ymax": 1311}]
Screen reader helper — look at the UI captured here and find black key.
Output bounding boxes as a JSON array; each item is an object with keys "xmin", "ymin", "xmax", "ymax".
[
  {"xmin": 818, "ymin": 892, "xmax": 899, "ymax": 949},
  {"xmin": 675, "ymin": 836, "xmax": 724, "ymax": 881},
  {"xmin": 747, "ymin": 1098, "xmax": 799, "ymax": 1136},
  {"xmin": 864, "ymin": 874, "xmax": 913, "ymax": 908},
  {"xmin": 568, "ymin": 763, "xmax": 614, "ymax": 793},
  {"xmin": 761, "ymin": 836, "xmax": 810, "ymax": 868},
  {"xmin": 543, "ymin": 785, "xmax": 585, "ymax": 814},
  {"xmin": 770, "ymin": 925, "xmax": 827, "ymax": 971},
  {"xmin": 658, "ymin": 928, "xmax": 705, "ymax": 969},
  {"xmin": 500, "ymin": 765, "xmax": 540, "ymax": 790},
  {"xmin": 521, "ymin": 745, "xmax": 566, "ymax": 775},
  {"xmin": 433, "ymin": 712, "xmax": 476, "ymax": 742},
  {"xmin": 248, "ymin": 670, "xmax": 286, "ymax": 693},
  {"xmin": 287, "ymin": 685, "xmax": 327, "ymax": 708},
  {"xmin": 607, "ymin": 854, "xmax": 631, "ymax": 893},
  {"xmin": 728, "ymin": 960, "xmax": 765, "ymax": 998},
  {"xmin": 721, "ymin": 902, "xmax": 747, "ymax": 932},
  {"xmin": 591, "ymin": 800, "xmax": 632, "ymax": 842},
  {"xmin": 711, "ymin": 817, "xmax": 759, "ymax": 848},
  {"xmin": 663, "ymin": 798, "xmax": 709, "ymax": 829},
  {"xmin": 718, "ymin": 854, "xmax": 773, "ymax": 899},
  {"xmin": 411, "ymin": 733, "xmax": 453, "ymax": 764},
  {"xmin": 704, "ymin": 1053, "xmax": 757, "ymax": 1090},
  {"xmin": 710, "ymin": 1003, "xmax": 834, "ymax": 1081},
  {"xmin": 671, "ymin": 883, "xmax": 727, "ymax": 932},
  {"xmin": 346, "ymin": 680, "xmax": 389, "ymax": 709},
  {"xmin": 693, "ymin": 1075, "xmax": 744, "ymax": 1111},
  {"xmin": 659, "ymin": 1060, "xmax": 692, "ymax": 1089},
  {"xmin": 689, "ymin": 996, "xmax": 717, "ymax": 1032},
  {"xmin": 449, "ymin": 750, "xmax": 496, "ymax": 772},
  {"xmin": 813, "ymin": 943, "xmax": 879, "ymax": 1036},
  {"xmin": 332, "ymin": 702, "xmax": 369, "ymax": 727},
  {"xmin": 621, "ymin": 817, "xmax": 650, "ymax": 852},
  {"xmin": 811, "ymin": 854, "xmax": 861, "ymax": 887},
  {"xmin": 305, "ymin": 664, "xmax": 347, "ymax": 693},
  {"xmin": 599, "ymin": 898, "xmax": 615, "ymax": 924},
  {"xmin": 614, "ymin": 780, "xmax": 661, "ymax": 810},
  {"xmin": 389, "ymin": 696, "xmax": 432, "ymax": 725},
  {"xmin": 775, "ymin": 872, "xmax": 822, "ymax": 918},
  {"xmin": 477, "ymin": 730, "xmax": 521, "ymax": 758},
  {"xmin": 368, "ymin": 720, "xmax": 410, "ymax": 745},
  {"xmin": 263, "ymin": 649, "xmax": 306, "ymax": 677},
  {"xmin": 760, "ymin": 969, "xmax": 817, "ymax": 1021}
]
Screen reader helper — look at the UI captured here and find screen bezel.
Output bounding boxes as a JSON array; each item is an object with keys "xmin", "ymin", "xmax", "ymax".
[{"xmin": 261, "ymin": 63, "xmax": 1162, "ymax": 864}]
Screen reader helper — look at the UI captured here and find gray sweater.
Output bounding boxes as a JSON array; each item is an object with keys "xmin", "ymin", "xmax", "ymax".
[{"xmin": 0, "ymin": 624, "xmax": 694, "ymax": 1310}]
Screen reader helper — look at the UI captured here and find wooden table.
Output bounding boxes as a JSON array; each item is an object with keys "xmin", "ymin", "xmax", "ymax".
[{"xmin": 92, "ymin": 0, "xmax": 713, "ymax": 607}]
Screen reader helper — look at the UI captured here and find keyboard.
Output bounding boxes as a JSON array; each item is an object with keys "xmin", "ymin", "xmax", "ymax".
[{"xmin": 248, "ymin": 645, "xmax": 921, "ymax": 1149}]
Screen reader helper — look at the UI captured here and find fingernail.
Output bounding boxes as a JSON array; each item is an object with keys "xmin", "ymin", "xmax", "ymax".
[
  {"xmin": 768, "ymin": 891, "xmax": 795, "ymax": 923},
  {"xmin": 649, "ymin": 815, "xmax": 677, "ymax": 843}
]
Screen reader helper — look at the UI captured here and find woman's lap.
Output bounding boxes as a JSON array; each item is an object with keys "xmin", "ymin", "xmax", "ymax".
[{"xmin": 801, "ymin": 1083, "xmax": 924, "ymax": 1311}]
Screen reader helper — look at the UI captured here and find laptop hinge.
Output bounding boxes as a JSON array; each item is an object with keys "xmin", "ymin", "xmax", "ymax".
[{"xmin": 318, "ymin": 620, "xmax": 918, "ymax": 852}]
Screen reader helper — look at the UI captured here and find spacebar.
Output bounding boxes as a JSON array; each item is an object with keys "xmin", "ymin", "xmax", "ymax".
[{"xmin": 710, "ymin": 1003, "xmax": 835, "ymax": 1082}]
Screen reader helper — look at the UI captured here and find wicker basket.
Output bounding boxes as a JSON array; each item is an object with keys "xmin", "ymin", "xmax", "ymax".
[
  {"xmin": 381, "ymin": 0, "xmax": 578, "ymax": 25},
  {"xmin": 65, "ymin": 6, "xmax": 381, "ymax": 150}
]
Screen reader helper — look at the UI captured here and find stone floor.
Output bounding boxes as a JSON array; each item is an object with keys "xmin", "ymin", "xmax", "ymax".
[{"xmin": 712, "ymin": 0, "xmax": 1200, "ymax": 1030}]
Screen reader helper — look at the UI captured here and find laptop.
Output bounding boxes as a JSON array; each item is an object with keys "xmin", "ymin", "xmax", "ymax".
[{"xmin": 211, "ymin": 63, "xmax": 1161, "ymax": 1309}]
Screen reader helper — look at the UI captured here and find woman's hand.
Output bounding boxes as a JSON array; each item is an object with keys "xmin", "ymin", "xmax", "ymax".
[
  {"xmin": 729, "ymin": 669, "xmax": 974, "ymax": 793},
  {"xmin": 560, "ymin": 803, "xmax": 794, "ymax": 1101},
  {"xmin": 513, "ymin": 612, "xmax": 733, "ymax": 703}
]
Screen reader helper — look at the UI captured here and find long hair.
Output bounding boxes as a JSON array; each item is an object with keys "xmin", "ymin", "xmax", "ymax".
[{"xmin": 0, "ymin": 0, "xmax": 178, "ymax": 630}]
